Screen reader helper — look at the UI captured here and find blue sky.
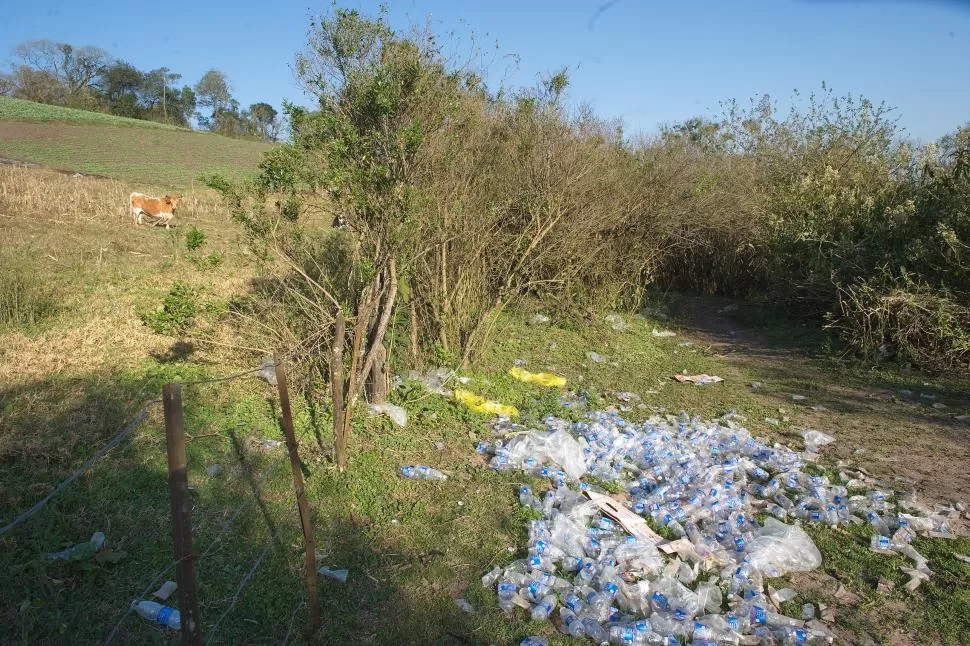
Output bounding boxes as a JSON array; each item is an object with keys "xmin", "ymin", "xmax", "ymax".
[{"xmin": 2, "ymin": 0, "xmax": 968, "ymax": 142}]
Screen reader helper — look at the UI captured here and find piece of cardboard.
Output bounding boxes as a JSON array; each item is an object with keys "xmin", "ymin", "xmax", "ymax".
[{"xmin": 583, "ymin": 490, "xmax": 666, "ymax": 545}]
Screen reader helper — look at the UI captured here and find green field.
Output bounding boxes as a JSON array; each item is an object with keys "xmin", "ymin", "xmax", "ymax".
[
  {"xmin": 0, "ymin": 97, "xmax": 272, "ymax": 187},
  {"xmin": 0, "ymin": 96, "xmax": 184, "ymax": 130}
]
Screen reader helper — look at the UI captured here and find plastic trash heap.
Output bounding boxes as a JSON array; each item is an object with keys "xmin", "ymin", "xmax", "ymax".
[{"xmin": 478, "ymin": 410, "xmax": 951, "ymax": 644}]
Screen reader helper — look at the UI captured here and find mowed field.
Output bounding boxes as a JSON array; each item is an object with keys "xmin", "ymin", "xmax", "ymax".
[
  {"xmin": 1, "ymin": 100, "xmax": 970, "ymax": 645},
  {"xmin": 0, "ymin": 97, "xmax": 272, "ymax": 186}
]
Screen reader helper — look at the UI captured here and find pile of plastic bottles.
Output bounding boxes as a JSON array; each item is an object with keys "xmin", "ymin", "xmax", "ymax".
[{"xmin": 477, "ymin": 409, "xmax": 951, "ymax": 644}]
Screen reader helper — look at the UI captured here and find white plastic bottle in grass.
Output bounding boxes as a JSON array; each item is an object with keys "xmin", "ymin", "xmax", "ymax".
[
  {"xmin": 399, "ymin": 465, "xmax": 447, "ymax": 480},
  {"xmin": 132, "ymin": 600, "xmax": 181, "ymax": 630}
]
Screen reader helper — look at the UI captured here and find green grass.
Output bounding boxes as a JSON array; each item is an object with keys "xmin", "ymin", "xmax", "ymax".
[
  {"xmin": 0, "ymin": 97, "xmax": 272, "ymax": 186},
  {"xmin": 0, "ymin": 96, "xmax": 182, "ymax": 130}
]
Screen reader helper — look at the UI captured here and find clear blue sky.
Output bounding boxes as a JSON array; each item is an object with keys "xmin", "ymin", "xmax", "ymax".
[{"xmin": 2, "ymin": 0, "xmax": 968, "ymax": 142}]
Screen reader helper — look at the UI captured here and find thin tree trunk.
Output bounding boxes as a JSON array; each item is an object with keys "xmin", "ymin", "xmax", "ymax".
[
  {"xmin": 330, "ymin": 309, "xmax": 346, "ymax": 470},
  {"xmin": 367, "ymin": 342, "xmax": 388, "ymax": 404},
  {"xmin": 409, "ymin": 299, "xmax": 420, "ymax": 369}
]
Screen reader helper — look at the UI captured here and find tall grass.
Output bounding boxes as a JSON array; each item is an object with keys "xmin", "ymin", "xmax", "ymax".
[{"xmin": 0, "ymin": 261, "xmax": 58, "ymax": 330}]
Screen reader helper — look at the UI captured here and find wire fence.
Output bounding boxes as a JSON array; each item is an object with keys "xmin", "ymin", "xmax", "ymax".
[{"xmin": 1, "ymin": 353, "xmax": 321, "ymax": 645}]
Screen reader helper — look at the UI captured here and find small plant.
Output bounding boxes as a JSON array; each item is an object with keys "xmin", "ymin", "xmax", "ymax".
[
  {"xmin": 188, "ymin": 250, "xmax": 224, "ymax": 271},
  {"xmin": 0, "ymin": 263, "xmax": 58, "ymax": 330},
  {"xmin": 185, "ymin": 226, "xmax": 206, "ymax": 251},
  {"xmin": 140, "ymin": 282, "xmax": 199, "ymax": 336}
]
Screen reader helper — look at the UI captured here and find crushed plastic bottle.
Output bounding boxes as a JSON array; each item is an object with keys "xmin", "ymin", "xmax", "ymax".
[
  {"xmin": 476, "ymin": 406, "xmax": 949, "ymax": 644},
  {"xmin": 399, "ymin": 465, "xmax": 447, "ymax": 481},
  {"xmin": 132, "ymin": 600, "xmax": 181, "ymax": 630}
]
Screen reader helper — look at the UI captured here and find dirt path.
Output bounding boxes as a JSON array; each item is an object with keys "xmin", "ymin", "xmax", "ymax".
[{"xmin": 670, "ymin": 295, "xmax": 970, "ymax": 513}]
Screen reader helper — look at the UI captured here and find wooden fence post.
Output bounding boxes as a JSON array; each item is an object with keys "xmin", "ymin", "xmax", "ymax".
[
  {"xmin": 162, "ymin": 383, "xmax": 203, "ymax": 646},
  {"xmin": 273, "ymin": 355, "xmax": 321, "ymax": 635}
]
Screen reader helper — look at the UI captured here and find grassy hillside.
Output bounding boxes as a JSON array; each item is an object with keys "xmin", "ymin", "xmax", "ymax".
[
  {"xmin": 0, "ymin": 97, "xmax": 272, "ymax": 187},
  {"xmin": 0, "ymin": 96, "xmax": 183, "ymax": 129}
]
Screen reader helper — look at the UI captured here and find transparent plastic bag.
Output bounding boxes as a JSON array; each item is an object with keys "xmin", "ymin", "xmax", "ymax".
[{"xmin": 746, "ymin": 518, "xmax": 822, "ymax": 576}]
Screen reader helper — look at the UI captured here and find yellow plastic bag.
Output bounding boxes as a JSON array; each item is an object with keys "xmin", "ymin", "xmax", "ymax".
[
  {"xmin": 454, "ymin": 388, "xmax": 519, "ymax": 418},
  {"xmin": 508, "ymin": 366, "xmax": 566, "ymax": 388}
]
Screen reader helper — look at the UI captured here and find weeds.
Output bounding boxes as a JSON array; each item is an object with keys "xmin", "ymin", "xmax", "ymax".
[
  {"xmin": 139, "ymin": 281, "xmax": 199, "ymax": 335},
  {"xmin": 0, "ymin": 261, "xmax": 58, "ymax": 330}
]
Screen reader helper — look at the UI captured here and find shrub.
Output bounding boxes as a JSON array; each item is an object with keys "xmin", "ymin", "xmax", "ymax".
[
  {"xmin": 185, "ymin": 226, "xmax": 206, "ymax": 251},
  {"xmin": 139, "ymin": 282, "xmax": 198, "ymax": 336},
  {"xmin": 829, "ymin": 277, "xmax": 970, "ymax": 373}
]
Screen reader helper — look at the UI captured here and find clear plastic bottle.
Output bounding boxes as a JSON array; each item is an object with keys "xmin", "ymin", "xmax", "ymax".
[
  {"xmin": 559, "ymin": 607, "xmax": 586, "ymax": 637},
  {"xmin": 132, "ymin": 600, "xmax": 181, "ymax": 630},
  {"xmin": 399, "ymin": 465, "xmax": 447, "ymax": 480},
  {"xmin": 530, "ymin": 594, "xmax": 557, "ymax": 621}
]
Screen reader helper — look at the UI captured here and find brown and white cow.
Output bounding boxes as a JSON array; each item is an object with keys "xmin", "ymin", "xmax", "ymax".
[{"xmin": 130, "ymin": 192, "xmax": 180, "ymax": 228}]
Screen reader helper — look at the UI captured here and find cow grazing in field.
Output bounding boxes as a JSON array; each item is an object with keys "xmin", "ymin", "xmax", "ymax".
[{"xmin": 130, "ymin": 192, "xmax": 180, "ymax": 228}]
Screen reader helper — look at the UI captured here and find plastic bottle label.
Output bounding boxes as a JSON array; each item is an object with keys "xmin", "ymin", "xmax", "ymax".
[{"xmin": 157, "ymin": 606, "xmax": 172, "ymax": 626}]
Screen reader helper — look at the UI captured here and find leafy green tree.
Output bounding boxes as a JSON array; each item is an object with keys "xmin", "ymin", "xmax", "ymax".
[{"xmin": 194, "ymin": 69, "xmax": 233, "ymax": 128}]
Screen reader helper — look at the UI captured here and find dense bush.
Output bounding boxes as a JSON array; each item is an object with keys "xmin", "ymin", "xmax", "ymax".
[{"xmin": 212, "ymin": 7, "xmax": 969, "ymax": 375}]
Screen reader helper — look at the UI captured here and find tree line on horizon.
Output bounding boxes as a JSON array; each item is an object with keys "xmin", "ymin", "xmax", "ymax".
[{"xmin": 0, "ymin": 39, "xmax": 280, "ymax": 140}]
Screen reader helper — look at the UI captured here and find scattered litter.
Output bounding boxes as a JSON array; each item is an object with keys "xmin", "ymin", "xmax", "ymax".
[
  {"xmin": 206, "ymin": 464, "xmax": 223, "ymax": 476},
  {"xmin": 457, "ymin": 376, "xmax": 471, "ymax": 384},
  {"xmin": 932, "ymin": 402, "xmax": 947, "ymax": 410},
  {"xmin": 765, "ymin": 417, "xmax": 781, "ymax": 426},
  {"xmin": 520, "ymin": 637, "xmax": 548, "ymax": 646},
  {"xmin": 810, "ymin": 405, "xmax": 829, "ymax": 412},
  {"xmin": 677, "ymin": 341, "xmax": 693, "ymax": 347},
  {"xmin": 954, "ymin": 553, "xmax": 970, "ymax": 564},
  {"xmin": 47, "ymin": 531, "xmax": 106, "ymax": 560},
  {"xmin": 770, "ymin": 587, "xmax": 798, "ymax": 604},
  {"xmin": 152, "ymin": 581, "xmax": 178, "ymax": 601},
  {"xmin": 718, "ymin": 304, "xmax": 739, "ymax": 313},
  {"xmin": 257, "ymin": 356, "xmax": 277, "ymax": 385},
  {"xmin": 407, "ymin": 367, "xmax": 454, "ymax": 396},
  {"xmin": 474, "ymin": 404, "xmax": 955, "ymax": 643},
  {"xmin": 673, "ymin": 374, "xmax": 723, "ymax": 385},
  {"xmin": 509, "ymin": 366, "xmax": 566, "ymax": 388},
  {"xmin": 455, "ymin": 598, "xmax": 476, "ymax": 613},
  {"xmin": 399, "ymin": 465, "xmax": 448, "ymax": 481},
  {"xmin": 514, "ymin": 358, "xmax": 527, "ymax": 366},
  {"xmin": 586, "ymin": 351, "xmax": 608, "ymax": 364},
  {"xmin": 318, "ymin": 566, "xmax": 349, "ymax": 583},
  {"xmin": 919, "ymin": 393, "xmax": 935, "ymax": 399},
  {"xmin": 605, "ymin": 314, "xmax": 629, "ymax": 331},
  {"xmin": 802, "ymin": 603, "xmax": 815, "ymax": 620},
  {"xmin": 651, "ymin": 328, "xmax": 676, "ymax": 338},
  {"xmin": 750, "ymin": 382, "xmax": 762, "ymax": 389},
  {"xmin": 955, "ymin": 415, "xmax": 970, "ymax": 423},
  {"xmin": 801, "ymin": 430, "xmax": 836, "ymax": 453},
  {"xmin": 615, "ymin": 391, "xmax": 641, "ymax": 403},
  {"xmin": 487, "ymin": 429, "xmax": 586, "ymax": 481},
  {"xmin": 259, "ymin": 439, "xmax": 282, "ymax": 449},
  {"xmin": 791, "ymin": 394, "xmax": 807, "ymax": 401},
  {"xmin": 898, "ymin": 389, "xmax": 913, "ymax": 396},
  {"xmin": 901, "ymin": 566, "xmax": 930, "ymax": 592},
  {"xmin": 454, "ymin": 388, "xmax": 519, "ymax": 418},
  {"xmin": 133, "ymin": 600, "xmax": 180, "ymax": 630},
  {"xmin": 369, "ymin": 402, "xmax": 408, "ymax": 427},
  {"xmin": 529, "ymin": 314, "xmax": 551, "ymax": 326},
  {"xmin": 434, "ymin": 441, "xmax": 445, "ymax": 451}
]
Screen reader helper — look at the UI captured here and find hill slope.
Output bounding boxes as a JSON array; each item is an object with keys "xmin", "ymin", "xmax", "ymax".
[{"xmin": 0, "ymin": 97, "xmax": 272, "ymax": 187}]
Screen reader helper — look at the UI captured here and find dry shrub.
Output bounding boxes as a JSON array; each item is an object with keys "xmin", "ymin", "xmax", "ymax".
[{"xmin": 830, "ymin": 278, "xmax": 970, "ymax": 373}]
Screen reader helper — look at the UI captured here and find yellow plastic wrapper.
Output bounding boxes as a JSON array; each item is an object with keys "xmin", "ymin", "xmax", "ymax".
[
  {"xmin": 454, "ymin": 388, "xmax": 519, "ymax": 417},
  {"xmin": 508, "ymin": 366, "xmax": 567, "ymax": 388}
]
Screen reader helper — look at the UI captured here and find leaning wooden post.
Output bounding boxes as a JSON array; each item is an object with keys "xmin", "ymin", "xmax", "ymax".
[
  {"xmin": 273, "ymin": 355, "xmax": 321, "ymax": 635},
  {"xmin": 162, "ymin": 383, "xmax": 203, "ymax": 646}
]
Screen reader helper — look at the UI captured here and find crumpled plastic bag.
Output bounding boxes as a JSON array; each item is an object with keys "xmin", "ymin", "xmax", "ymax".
[
  {"xmin": 406, "ymin": 367, "xmax": 453, "ymax": 396},
  {"xmin": 746, "ymin": 518, "xmax": 822, "ymax": 577},
  {"xmin": 674, "ymin": 374, "xmax": 724, "ymax": 385},
  {"xmin": 801, "ymin": 429, "xmax": 836, "ymax": 453},
  {"xmin": 500, "ymin": 429, "xmax": 587, "ymax": 480},
  {"xmin": 508, "ymin": 366, "xmax": 566, "ymax": 388},
  {"xmin": 454, "ymin": 388, "xmax": 519, "ymax": 418},
  {"xmin": 258, "ymin": 356, "xmax": 277, "ymax": 385},
  {"xmin": 605, "ymin": 314, "xmax": 628, "ymax": 331},
  {"xmin": 369, "ymin": 402, "xmax": 407, "ymax": 427}
]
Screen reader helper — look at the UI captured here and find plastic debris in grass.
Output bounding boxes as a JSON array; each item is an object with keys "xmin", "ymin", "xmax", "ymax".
[
  {"xmin": 586, "ymin": 351, "xmax": 608, "ymax": 364},
  {"xmin": 673, "ymin": 374, "xmax": 724, "ymax": 385},
  {"xmin": 801, "ymin": 430, "xmax": 836, "ymax": 453},
  {"xmin": 454, "ymin": 388, "xmax": 519, "ymax": 418},
  {"xmin": 257, "ymin": 355, "xmax": 277, "ymax": 385},
  {"xmin": 369, "ymin": 402, "xmax": 408, "ymax": 427},
  {"xmin": 406, "ymin": 367, "xmax": 454, "ymax": 396},
  {"xmin": 318, "ymin": 566, "xmax": 349, "ymax": 583},
  {"xmin": 152, "ymin": 581, "xmax": 177, "ymax": 601},
  {"xmin": 455, "ymin": 598, "xmax": 476, "ymax": 613},
  {"xmin": 605, "ymin": 314, "xmax": 628, "ymax": 331},
  {"xmin": 474, "ymin": 407, "xmax": 954, "ymax": 643},
  {"xmin": 652, "ymin": 328, "xmax": 676, "ymax": 338},
  {"xmin": 530, "ymin": 313, "xmax": 551, "ymax": 325},
  {"xmin": 509, "ymin": 366, "xmax": 567, "ymax": 388},
  {"xmin": 47, "ymin": 531, "xmax": 106, "ymax": 561}
]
